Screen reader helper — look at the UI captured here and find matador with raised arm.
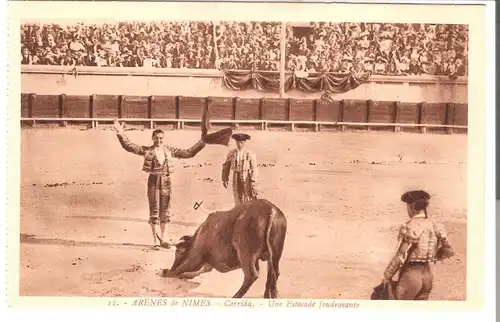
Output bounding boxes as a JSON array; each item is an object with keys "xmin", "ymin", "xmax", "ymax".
[{"xmin": 113, "ymin": 106, "xmax": 232, "ymax": 250}]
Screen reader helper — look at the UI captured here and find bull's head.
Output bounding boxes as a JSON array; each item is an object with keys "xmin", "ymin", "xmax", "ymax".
[{"xmin": 157, "ymin": 234, "xmax": 194, "ymax": 277}]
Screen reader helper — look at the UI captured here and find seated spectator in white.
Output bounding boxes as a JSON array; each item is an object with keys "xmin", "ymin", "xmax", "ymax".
[
  {"xmin": 227, "ymin": 55, "xmax": 239, "ymax": 69},
  {"xmin": 142, "ymin": 54, "xmax": 154, "ymax": 68},
  {"xmin": 339, "ymin": 56, "xmax": 354, "ymax": 73},
  {"xmin": 287, "ymin": 54, "xmax": 298, "ymax": 71},
  {"xmin": 420, "ymin": 61, "xmax": 433, "ymax": 75},
  {"xmin": 318, "ymin": 58, "xmax": 330, "ymax": 72},
  {"xmin": 408, "ymin": 58, "xmax": 421, "ymax": 75},
  {"xmin": 363, "ymin": 56, "xmax": 375, "ymax": 73},
  {"xmin": 454, "ymin": 57, "xmax": 466, "ymax": 76},
  {"xmin": 95, "ymin": 50, "xmax": 108, "ymax": 67},
  {"xmin": 443, "ymin": 58, "xmax": 456, "ymax": 76},
  {"xmin": 69, "ymin": 35, "xmax": 86, "ymax": 52},
  {"xmin": 374, "ymin": 56, "xmax": 387, "ymax": 74},
  {"xmin": 357, "ymin": 31, "xmax": 370, "ymax": 49},
  {"xmin": 295, "ymin": 55, "xmax": 307, "ymax": 72},
  {"xmin": 161, "ymin": 52, "xmax": 173, "ymax": 68},
  {"xmin": 305, "ymin": 56, "xmax": 317, "ymax": 72},
  {"xmin": 327, "ymin": 54, "xmax": 341, "ymax": 72},
  {"xmin": 200, "ymin": 55, "xmax": 212, "ymax": 69},
  {"xmin": 21, "ymin": 47, "xmax": 33, "ymax": 65},
  {"xmin": 398, "ymin": 55, "xmax": 410, "ymax": 74},
  {"xmin": 177, "ymin": 53, "xmax": 188, "ymax": 69}
]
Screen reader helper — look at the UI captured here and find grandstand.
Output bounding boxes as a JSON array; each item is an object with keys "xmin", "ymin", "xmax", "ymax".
[
  {"xmin": 21, "ymin": 21, "xmax": 468, "ymax": 77},
  {"xmin": 19, "ymin": 21, "xmax": 468, "ymax": 134}
]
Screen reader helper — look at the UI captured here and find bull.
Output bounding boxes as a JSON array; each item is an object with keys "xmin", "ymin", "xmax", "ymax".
[{"xmin": 157, "ymin": 199, "xmax": 287, "ymax": 299}]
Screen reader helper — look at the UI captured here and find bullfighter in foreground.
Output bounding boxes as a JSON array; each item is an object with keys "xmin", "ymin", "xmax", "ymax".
[
  {"xmin": 373, "ymin": 190, "xmax": 455, "ymax": 300},
  {"xmin": 113, "ymin": 106, "xmax": 232, "ymax": 250},
  {"xmin": 221, "ymin": 133, "xmax": 258, "ymax": 205}
]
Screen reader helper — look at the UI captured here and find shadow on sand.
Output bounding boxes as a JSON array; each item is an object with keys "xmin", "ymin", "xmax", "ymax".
[
  {"xmin": 65, "ymin": 215, "xmax": 201, "ymax": 227},
  {"xmin": 20, "ymin": 233, "xmax": 156, "ymax": 251}
]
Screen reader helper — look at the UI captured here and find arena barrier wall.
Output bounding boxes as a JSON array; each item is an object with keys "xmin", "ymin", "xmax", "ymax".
[
  {"xmin": 21, "ymin": 65, "xmax": 468, "ymax": 104},
  {"xmin": 20, "ymin": 65, "xmax": 468, "ymax": 134},
  {"xmin": 20, "ymin": 93, "xmax": 468, "ymax": 134}
]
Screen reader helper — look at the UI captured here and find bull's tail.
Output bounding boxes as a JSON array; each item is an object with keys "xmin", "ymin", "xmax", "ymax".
[{"xmin": 265, "ymin": 206, "xmax": 278, "ymax": 296}]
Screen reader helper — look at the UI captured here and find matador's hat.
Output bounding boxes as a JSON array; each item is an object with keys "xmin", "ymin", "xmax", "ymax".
[
  {"xmin": 401, "ymin": 190, "xmax": 431, "ymax": 204},
  {"xmin": 232, "ymin": 133, "xmax": 251, "ymax": 142}
]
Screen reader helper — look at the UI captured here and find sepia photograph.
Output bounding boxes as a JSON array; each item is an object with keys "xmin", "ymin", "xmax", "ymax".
[{"xmin": 5, "ymin": 0, "xmax": 493, "ymax": 313}]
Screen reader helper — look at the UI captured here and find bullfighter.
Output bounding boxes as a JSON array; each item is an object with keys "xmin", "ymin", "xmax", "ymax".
[
  {"xmin": 221, "ymin": 133, "xmax": 258, "ymax": 205},
  {"xmin": 113, "ymin": 106, "xmax": 232, "ymax": 250},
  {"xmin": 379, "ymin": 190, "xmax": 455, "ymax": 300}
]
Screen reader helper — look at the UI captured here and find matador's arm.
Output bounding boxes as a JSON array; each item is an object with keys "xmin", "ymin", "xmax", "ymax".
[
  {"xmin": 221, "ymin": 149, "xmax": 236, "ymax": 183},
  {"xmin": 383, "ymin": 225, "xmax": 418, "ymax": 281},
  {"xmin": 248, "ymin": 152, "xmax": 258, "ymax": 184},
  {"xmin": 168, "ymin": 140, "xmax": 207, "ymax": 159},
  {"xmin": 434, "ymin": 221, "xmax": 455, "ymax": 261},
  {"xmin": 116, "ymin": 132, "xmax": 146, "ymax": 156}
]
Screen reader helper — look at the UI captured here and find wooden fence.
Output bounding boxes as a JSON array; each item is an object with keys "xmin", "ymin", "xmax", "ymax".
[{"xmin": 20, "ymin": 93, "xmax": 468, "ymax": 134}]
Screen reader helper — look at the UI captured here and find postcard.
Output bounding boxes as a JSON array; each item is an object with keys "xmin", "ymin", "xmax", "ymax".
[{"xmin": 5, "ymin": 0, "xmax": 494, "ymax": 317}]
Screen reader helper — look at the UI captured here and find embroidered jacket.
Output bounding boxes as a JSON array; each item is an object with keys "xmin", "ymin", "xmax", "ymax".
[
  {"xmin": 116, "ymin": 132, "xmax": 206, "ymax": 175},
  {"xmin": 221, "ymin": 148, "xmax": 257, "ymax": 183},
  {"xmin": 401, "ymin": 217, "xmax": 448, "ymax": 262},
  {"xmin": 383, "ymin": 214, "xmax": 450, "ymax": 280},
  {"xmin": 221, "ymin": 148, "xmax": 258, "ymax": 203}
]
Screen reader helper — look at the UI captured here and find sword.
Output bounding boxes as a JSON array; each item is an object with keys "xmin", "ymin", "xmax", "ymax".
[
  {"xmin": 193, "ymin": 201, "xmax": 211, "ymax": 214},
  {"xmin": 193, "ymin": 200, "xmax": 235, "ymax": 214}
]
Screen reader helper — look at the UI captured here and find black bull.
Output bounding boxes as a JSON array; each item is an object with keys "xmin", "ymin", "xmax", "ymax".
[{"xmin": 157, "ymin": 199, "xmax": 287, "ymax": 298}]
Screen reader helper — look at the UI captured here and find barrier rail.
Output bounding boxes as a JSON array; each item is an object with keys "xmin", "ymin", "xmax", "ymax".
[
  {"xmin": 20, "ymin": 93, "xmax": 468, "ymax": 134},
  {"xmin": 21, "ymin": 65, "xmax": 469, "ymax": 85}
]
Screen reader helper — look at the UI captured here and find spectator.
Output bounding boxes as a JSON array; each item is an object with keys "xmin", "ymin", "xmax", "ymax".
[
  {"xmin": 20, "ymin": 21, "xmax": 217, "ymax": 68},
  {"xmin": 20, "ymin": 21, "xmax": 468, "ymax": 76},
  {"xmin": 286, "ymin": 22, "xmax": 468, "ymax": 77}
]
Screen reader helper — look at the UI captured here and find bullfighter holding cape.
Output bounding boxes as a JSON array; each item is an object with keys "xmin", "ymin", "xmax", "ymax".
[
  {"xmin": 113, "ymin": 105, "xmax": 233, "ymax": 250},
  {"xmin": 371, "ymin": 190, "xmax": 455, "ymax": 300}
]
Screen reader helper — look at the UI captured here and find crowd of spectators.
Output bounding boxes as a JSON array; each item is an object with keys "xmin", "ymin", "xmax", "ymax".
[
  {"xmin": 21, "ymin": 21, "xmax": 218, "ymax": 68},
  {"xmin": 20, "ymin": 21, "xmax": 468, "ymax": 76},
  {"xmin": 286, "ymin": 22, "xmax": 468, "ymax": 77},
  {"xmin": 214, "ymin": 22, "xmax": 283, "ymax": 71}
]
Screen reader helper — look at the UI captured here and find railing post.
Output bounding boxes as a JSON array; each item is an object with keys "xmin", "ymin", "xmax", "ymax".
[
  {"xmin": 340, "ymin": 99, "xmax": 346, "ymax": 132},
  {"xmin": 232, "ymin": 97, "xmax": 239, "ymax": 130},
  {"xmin": 175, "ymin": 96, "xmax": 181, "ymax": 130},
  {"xmin": 313, "ymin": 99, "xmax": 319, "ymax": 132},
  {"xmin": 90, "ymin": 94, "xmax": 96, "ymax": 129},
  {"xmin": 148, "ymin": 95, "xmax": 155, "ymax": 129},
  {"xmin": 288, "ymin": 98, "xmax": 294, "ymax": 132},
  {"xmin": 419, "ymin": 101, "xmax": 427, "ymax": 134},
  {"xmin": 445, "ymin": 102, "xmax": 455, "ymax": 134},
  {"xmin": 366, "ymin": 99, "xmax": 373, "ymax": 131},
  {"xmin": 28, "ymin": 93, "xmax": 36, "ymax": 127},
  {"xmin": 259, "ymin": 98, "xmax": 264, "ymax": 131},
  {"xmin": 59, "ymin": 94, "xmax": 67, "ymax": 127},
  {"xmin": 394, "ymin": 101, "xmax": 401, "ymax": 133},
  {"xmin": 118, "ymin": 95, "xmax": 124, "ymax": 119}
]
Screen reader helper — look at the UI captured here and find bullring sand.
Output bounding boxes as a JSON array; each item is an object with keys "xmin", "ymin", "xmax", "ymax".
[{"xmin": 19, "ymin": 128, "xmax": 467, "ymax": 300}]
